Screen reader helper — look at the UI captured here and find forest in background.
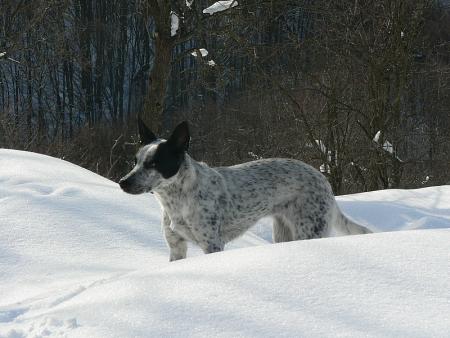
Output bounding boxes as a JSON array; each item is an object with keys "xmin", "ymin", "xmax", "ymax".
[{"xmin": 1, "ymin": 0, "xmax": 449, "ymax": 194}]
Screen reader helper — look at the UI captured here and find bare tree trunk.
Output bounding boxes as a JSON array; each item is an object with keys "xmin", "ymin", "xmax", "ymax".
[
  {"xmin": 78, "ymin": 0, "xmax": 94, "ymax": 126},
  {"xmin": 141, "ymin": 1, "xmax": 173, "ymax": 134}
]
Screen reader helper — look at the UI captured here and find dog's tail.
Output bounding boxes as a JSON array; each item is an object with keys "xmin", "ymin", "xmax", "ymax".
[{"xmin": 333, "ymin": 206, "xmax": 372, "ymax": 235}]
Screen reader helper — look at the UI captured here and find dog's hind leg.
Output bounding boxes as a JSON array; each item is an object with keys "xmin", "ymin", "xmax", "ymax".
[
  {"xmin": 289, "ymin": 210, "xmax": 328, "ymax": 240},
  {"xmin": 162, "ymin": 212, "xmax": 187, "ymax": 261},
  {"xmin": 202, "ymin": 242, "xmax": 224, "ymax": 254},
  {"xmin": 276, "ymin": 200, "xmax": 329, "ymax": 240},
  {"xmin": 272, "ymin": 215, "xmax": 294, "ymax": 243}
]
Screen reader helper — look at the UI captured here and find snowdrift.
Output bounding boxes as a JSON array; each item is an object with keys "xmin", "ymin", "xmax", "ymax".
[{"xmin": 1, "ymin": 149, "xmax": 449, "ymax": 337}]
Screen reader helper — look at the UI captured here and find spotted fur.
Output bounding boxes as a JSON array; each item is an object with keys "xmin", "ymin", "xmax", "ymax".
[{"xmin": 120, "ymin": 120, "xmax": 371, "ymax": 261}]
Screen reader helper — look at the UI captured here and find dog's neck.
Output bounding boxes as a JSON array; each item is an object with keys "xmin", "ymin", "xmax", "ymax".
[{"xmin": 153, "ymin": 153, "xmax": 198, "ymax": 198}]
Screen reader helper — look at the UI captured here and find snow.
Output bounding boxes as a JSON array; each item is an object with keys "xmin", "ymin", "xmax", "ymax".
[
  {"xmin": 190, "ymin": 48, "xmax": 208, "ymax": 57},
  {"xmin": 203, "ymin": 1, "xmax": 238, "ymax": 15},
  {"xmin": 1, "ymin": 149, "xmax": 449, "ymax": 337},
  {"xmin": 337, "ymin": 185, "xmax": 450, "ymax": 232},
  {"xmin": 0, "ymin": 52, "xmax": 6, "ymax": 58},
  {"xmin": 314, "ymin": 139, "xmax": 333, "ymax": 159},
  {"xmin": 319, "ymin": 163, "xmax": 330, "ymax": 174},
  {"xmin": 373, "ymin": 130, "xmax": 381, "ymax": 143},
  {"xmin": 314, "ymin": 140, "xmax": 335, "ymax": 172},
  {"xmin": 373, "ymin": 131, "xmax": 398, "ymax": 157},
  {"xmin": 422, "ymin": 175, "xmax": 430, "ymax": 184},
  {"xmin": 171, "ymin": 12, "xmax": 179, "ymax": 37},
  {"xmin": 315, "ymin": 139, "xmax": 326, "ymax": 154},
  {"xmin": 207, "ymin": 60, "xmax": 216, "ymax": 66},
  {"xmin": 383, "ymin": 140, "xmax": 393, "ymax": 154}
]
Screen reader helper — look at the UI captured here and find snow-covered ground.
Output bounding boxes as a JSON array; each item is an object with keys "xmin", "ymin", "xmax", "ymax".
[{"xmin": 1, "ymin": 149, "xmax": 449, "ymax": 337}]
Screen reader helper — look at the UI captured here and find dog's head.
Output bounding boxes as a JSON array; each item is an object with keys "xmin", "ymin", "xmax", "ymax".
[{"xmin": 119, "ymin": 119, "xmax": 190, "ymax": 194}]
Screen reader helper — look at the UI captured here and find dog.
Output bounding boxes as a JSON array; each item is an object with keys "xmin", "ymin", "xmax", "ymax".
[{"xmin": 119, "ymin": 120, "xmax": 371, "ymax": 261}]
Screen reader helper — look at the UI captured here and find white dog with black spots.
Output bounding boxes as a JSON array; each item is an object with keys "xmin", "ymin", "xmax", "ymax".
[{"xmin": 120, "ymin": 120, "xmax": 371, "ymax": 261}]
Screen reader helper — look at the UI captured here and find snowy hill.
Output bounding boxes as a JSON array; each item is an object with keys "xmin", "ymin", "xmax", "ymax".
[{"xmin": 1, "ymin": 149, "xmax": 449, "ymax": 337}]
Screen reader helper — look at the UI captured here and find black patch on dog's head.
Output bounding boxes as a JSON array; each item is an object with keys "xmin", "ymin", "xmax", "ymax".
[
  {"xmin": 142, "ymin": 121, "xmax": 190, "ymax": 179},
  {"xmin": 151, "ymin": 142, "xmax": 185, "ymax": 178}
]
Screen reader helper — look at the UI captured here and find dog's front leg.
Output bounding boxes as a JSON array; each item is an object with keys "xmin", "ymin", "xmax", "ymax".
[{"xmin": 162, "ymin": 212, "xmax": 187, "ymax": 261}]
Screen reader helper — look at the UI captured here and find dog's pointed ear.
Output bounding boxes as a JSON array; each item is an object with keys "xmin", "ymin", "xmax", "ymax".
[
  {"xmin": 138, "ymin": 117, "xmax": 157, "ymax": 145},
  {"xmin": 167, "ymin": 121, "xmax": 190, "ymax": 151}
]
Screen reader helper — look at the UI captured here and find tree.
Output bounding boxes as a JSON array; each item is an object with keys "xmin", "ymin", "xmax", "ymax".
[{"xmin": 139, "ymin": 0, "xmax": 240, "ymax": 133}]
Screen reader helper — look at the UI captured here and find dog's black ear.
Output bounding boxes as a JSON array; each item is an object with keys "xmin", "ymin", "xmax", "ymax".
[
  {"xmin": 138, "ymin": 117, "xmax": 157, "ymax": 145},
  {"xmin": 167, "ymin": 121, "xmax": 190, "ymax": 151}
]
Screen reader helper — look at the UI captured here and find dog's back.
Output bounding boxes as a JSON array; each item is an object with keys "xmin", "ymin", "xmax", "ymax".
[{"xmin": 212, "ymin": 158, "xmax": 338, "ymax": 242}]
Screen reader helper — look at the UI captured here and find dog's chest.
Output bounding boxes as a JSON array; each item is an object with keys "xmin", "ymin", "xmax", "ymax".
[
  {"xmin": 174, "ymin": 202, "xmax": 198, "ymax": 227},
  {"xmin": 158, "ymin": 185, "xmax": 226, "ymax": 228},
  {"xmin": 159, "ymin": 191, "xmax": 200, "ymax": 231}
]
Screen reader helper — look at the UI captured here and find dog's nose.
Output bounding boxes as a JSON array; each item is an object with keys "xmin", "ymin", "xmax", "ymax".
[{"xmin": 119, "ymin": 178, "xmax": 129, "ymax": 191}]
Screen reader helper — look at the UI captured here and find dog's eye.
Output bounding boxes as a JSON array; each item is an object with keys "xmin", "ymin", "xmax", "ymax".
[{"xmin": 144, "ymin": 161, "xmax": 155, "ymax": 169}]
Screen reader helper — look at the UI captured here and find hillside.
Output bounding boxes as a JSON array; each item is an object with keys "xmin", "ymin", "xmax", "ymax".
[{"xmin": 1, "ymin": 149, "xmax": 449, "ymax": 337}]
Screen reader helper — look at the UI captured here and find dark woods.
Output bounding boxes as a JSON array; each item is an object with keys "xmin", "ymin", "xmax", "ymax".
[{"xmin": 1, "ymin": 0, "xmax": 449, "ymax": 194}]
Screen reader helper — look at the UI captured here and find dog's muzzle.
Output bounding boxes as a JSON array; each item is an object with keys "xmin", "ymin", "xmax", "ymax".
[
  {"xmin": 119, "ymin": 177, "xmax": 132, "ymax": 193},
  {"xmin": 119, "ymin": 177, "xmax": 140, "ymax": 194},
  {"xmin": 119, "ymin": 177, "xmax": 152, "ymax": 194}
]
